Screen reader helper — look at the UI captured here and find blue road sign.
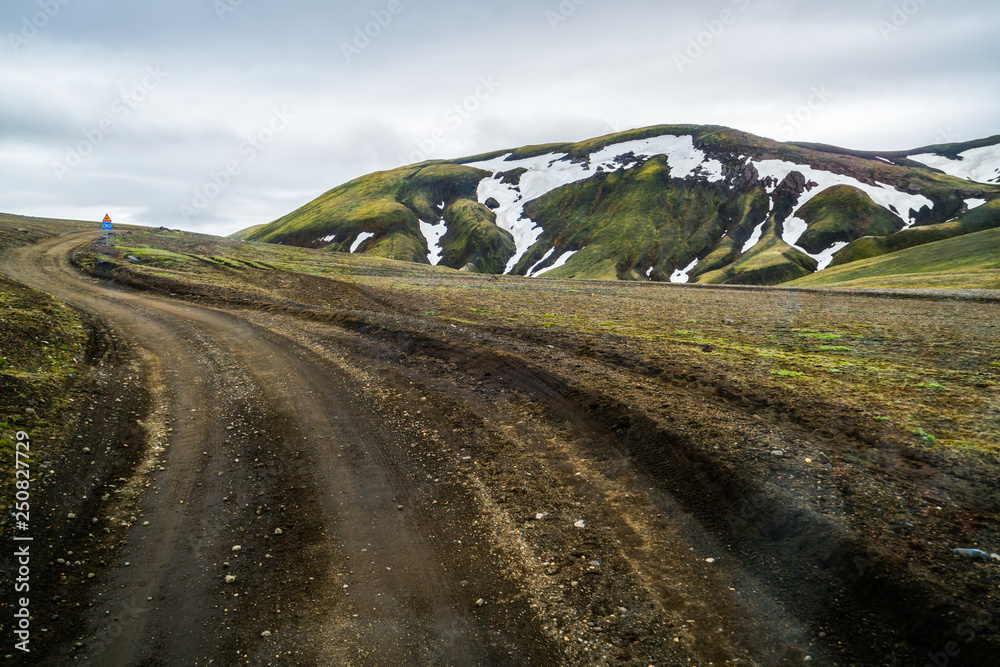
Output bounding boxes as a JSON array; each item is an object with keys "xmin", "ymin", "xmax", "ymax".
[{"xmin": 102, "ymin": 221, "xmax": 112, "ymax": 231}]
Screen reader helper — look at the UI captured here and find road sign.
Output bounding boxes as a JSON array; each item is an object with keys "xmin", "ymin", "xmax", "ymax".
[{"xmin": 102, "ymin": 214, "xmax": 112, "ymax": 231}]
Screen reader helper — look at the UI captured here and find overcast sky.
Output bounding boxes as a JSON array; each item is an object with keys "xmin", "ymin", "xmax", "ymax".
[{"xmin": 2, "ymin": 0, "xmax": 998, "ymax": 235}]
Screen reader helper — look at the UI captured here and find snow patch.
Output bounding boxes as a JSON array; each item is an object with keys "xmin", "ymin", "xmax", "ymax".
[
  {"xmin": 466, "ymin": 134, "xmax": 725, "ymax": 273},
  {"xmin": 966, "ymin": 198, "xmax": 987, "ymax": 210},
  {"xmin": 812, "ymin": 242, "xmax": 848, "ymax": 271},
  {"xmin": 742, "ymin": 219, "xmax": 768, "ymax": 253},
  {"xmin": 418, "ymin": 219, "xmax": 448, "ymax": 265},
  {"xmin": 781, "ymin": 216, "xmax": 848, "ymax": 270},
  {"xmin": 670, "ymin": 258, "xmax": 700, "ymax": 284},
  {"xmin": 876, "ymin": 157, "xmax": 895, "ymax": 165},
  {"xmin": 753, "ymin": 159, "xmax": 933, "ymax": 229},
  {"xmin": 782, "ymin": 216, "xmax": 809, "ymax": 247},
  {"xmin": 319, "ymin": 234, "xmax": 337, "ymax": 244},
  {"xmin": 350, "ymin": 232, "xmax": 374, "ymax": 253},
  {"xmin": 908, "ymin": 144, "xmax": 1000, "ymax": 184},
  {"xmin": 533, "ymin": 250, "xmax": 579, "ymax": 277},
  {"xmin": 526, "ymin": 247, "xmax": 556, "ymax": 277}
]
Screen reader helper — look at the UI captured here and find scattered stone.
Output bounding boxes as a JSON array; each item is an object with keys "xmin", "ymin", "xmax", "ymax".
[
  {"xmin": 771, "ymin": 450, "xmax": 785, "ymax": 458},
  {"xmin": 274, "ymin": 528, "xmax": 283, "ymax": 535},
  {"xmin": 83, "ymin": 447, "xmax": 91, "ymax": 453},
  {"xmin": 397, "ymin": 505, "xmax": 404, "ymax": 511},
  {"xmin": 261, "ymin": 631, "xmax": 272, "ymax": 638},
  {"xmin": 574, "ymin": 520, "xmax": 586, "ymax": 529},
  {"xmin": 705, "ymin": 558, "xmax": 716, "ymax": 564},
  {"xmin": 953, "ymin": 548, "xmax": 998, "ymax": 562},
  {"xmin": 143, "ymin": 521, "xmax": 149, "ymax": 526},
  {"xmin": 475, "ymin": 598, "xmax": 485, "ymax": 607},
  {"xmin": 232, "ymin": 545, "xmax": 242, "ymax": 552},
  {"xmin": 225, "ymin": 575, "xmax": 236, "ymax": 584},
  {"xmin": 67, "ymin": 513, "xmax": 77, "ymax": 520}
]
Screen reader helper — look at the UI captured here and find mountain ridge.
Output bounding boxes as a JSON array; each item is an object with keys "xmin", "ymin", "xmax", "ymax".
[{"xmin": 241, "ymin": 125, "xmax": 1000, "ymax": 286}]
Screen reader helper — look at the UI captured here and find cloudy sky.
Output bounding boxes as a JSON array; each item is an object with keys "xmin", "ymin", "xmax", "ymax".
[{"xmin": 2, "ymin": 0, "xmax": 998, "ymax": 236}]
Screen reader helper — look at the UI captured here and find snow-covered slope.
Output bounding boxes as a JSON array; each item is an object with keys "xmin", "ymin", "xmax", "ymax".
[
  {"xmin": 908, "ymin": 144, "xmax": 1000, "ymax": 184},
  {"xmin": 468, "ymin": 137, "xmax": 938, "ymax": 277},
  {"xmin": 465, "ymin": 135, "xmax": 724, "ymax": 273},
  {"xmin": 748, "ymin": 159, "xmax": 935, "ymax": 269}
]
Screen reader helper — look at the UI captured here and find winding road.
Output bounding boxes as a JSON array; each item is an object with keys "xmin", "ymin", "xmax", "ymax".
[{"xmin": 4, "ymin": 232, "xmax": 559, "ymax": 665}]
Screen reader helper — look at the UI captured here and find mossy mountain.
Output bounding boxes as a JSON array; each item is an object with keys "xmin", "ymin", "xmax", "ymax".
[{"xmin": 241, "ymin": 125, "xmax": 1000, "ymax": 286}]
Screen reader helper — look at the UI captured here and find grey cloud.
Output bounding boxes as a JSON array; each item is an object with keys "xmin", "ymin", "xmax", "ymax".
[{"xmin": 0, "ymin": 0, "xmax": 997, "ymax": 232}]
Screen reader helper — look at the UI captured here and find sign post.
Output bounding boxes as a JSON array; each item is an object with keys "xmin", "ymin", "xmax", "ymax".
[{"xmin": 102, "ymin": 214, "xmax": 112, "ymax": 245}]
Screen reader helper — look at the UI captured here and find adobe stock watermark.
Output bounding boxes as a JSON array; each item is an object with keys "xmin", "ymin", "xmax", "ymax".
[
  {"xmin": 179, "ymin": 108, "xmax": 294, "ymax": 222},
  {"xmin": 673, "ymin": 0, "xmax": 752, "ymax": 73},
  {"xmin": 213, "ymin": 0, "xmax": 243, "ymax": 21},
  {"xmin": 52, "ymin": 66, "xmax": 169, "ymax": 183},
  {"xmin": 546, "ymin": 0, "xmax": 586, "ymax": 31},
  {"xmin": 604, "ymin": 116, "xmax": 629, "ymax": 134},
  {"xmin": 922, "ymin": 596, "xmax": 999, "ymax": 667},
  {"xmin": 8, "ymin": 0, "xmax": 72, "ymax": 53},
  {"xmin": 398, "ymin": 76, "xmax": 499, "ymax": 165},
  {"xmin": 878, "ymin": 0, "xmax": 933, "ymax": 40},
  {"xmin": 341, "ymin": 0, "xmax": 408, "ymax": 63},
  {"xmin": 936, "ymin": 126, "xmax": 960, "ymax": 144},
  {"xmin": 776, "ymin": 86, "xmax": 834, "ymax": 141}
]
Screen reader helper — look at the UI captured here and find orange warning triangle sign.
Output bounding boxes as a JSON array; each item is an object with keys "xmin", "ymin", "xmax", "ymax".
[{"xmin": 103, "ymin": 214, "xmax": 112, "ymax": 222}]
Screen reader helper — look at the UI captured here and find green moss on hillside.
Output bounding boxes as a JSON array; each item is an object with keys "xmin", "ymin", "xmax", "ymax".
[
  {"xmin": 690, "ymin": 190, "xmax": 771, "ymax": 280},
  {"xmin": 228, "ymin": 224, "xmax": 265, "ymax": 240},
  {"xmin": 696, "ymin": 223, "xmax": 816, "ymax": 285},
  {"xmin": 795, "ymin": 185, "xmax": 904, "ymax": 253},
  {"xmin": 790, "ymin": 227, "xmax": 1000, "ymax": 289},
  {"xmin": 831, "ymin": 198, "xmax": 1000, "ymax": 266},
  {"xmin": 516, "ymin": 156, "xmax": 728, "ymax": 279},
  {"xmin": 246, "ymin": 163, "xmax": 490, "ymax": 264},
  {"xmin": 438, "ymin": 200, "xmax": 515, "ymax": 274}
]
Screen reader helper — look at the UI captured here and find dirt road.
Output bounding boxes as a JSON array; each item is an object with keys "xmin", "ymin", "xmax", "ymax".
[
  {"xmin": 4, "ymin": 233, "xmax": 567, "ymax": 665},
  {"xmin": 3, "ymin": 230, "xmax": 997, "ymax": 666}
]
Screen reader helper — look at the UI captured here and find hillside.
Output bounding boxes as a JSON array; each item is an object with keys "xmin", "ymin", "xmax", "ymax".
[
  {"xmin": 242, "ymin": 126, "xmax": 1000, "ymax": 286},
  {"xmin": 788, "ymin": 226, "xmax": 1000, "ymax": 289}
]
